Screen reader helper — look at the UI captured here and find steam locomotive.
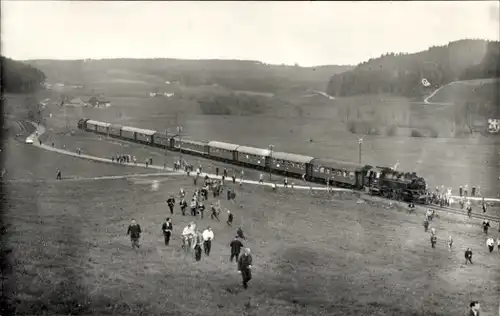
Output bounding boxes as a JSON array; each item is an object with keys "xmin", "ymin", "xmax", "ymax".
[{"xmin": 78, "ymin": 118, "xmax": 428, "ymax": 202}]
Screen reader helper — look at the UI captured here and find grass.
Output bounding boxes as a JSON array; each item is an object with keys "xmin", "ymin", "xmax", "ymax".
[
  {"xmin": 6, "ymin": 88, "xmax": 498, "ymax": 199},
  {"xmin": 5, "ymin": 140, "xmax": 500, "ymax": 315},
  {"xmin": 4, "ymin": 90, "xmax": 500, "ymax": 315}
]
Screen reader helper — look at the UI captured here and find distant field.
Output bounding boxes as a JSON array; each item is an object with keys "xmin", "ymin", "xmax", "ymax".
[
  {"xmin": 6, "ymin": 136, "xmax": 500, "ymax": 315},
  {"xmin": 12, "ymin": 88, "xmax": 496, "ymax": 198}
]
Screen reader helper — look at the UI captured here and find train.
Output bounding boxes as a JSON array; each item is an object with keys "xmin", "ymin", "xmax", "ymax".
[{"xmin": 78, "ymin": 118, "xmax": 428, "ymax": 203}]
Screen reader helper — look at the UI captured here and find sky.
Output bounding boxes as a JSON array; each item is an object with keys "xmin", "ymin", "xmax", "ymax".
[{"xmin": 1, "ymin": 1, "xmax": 499, "ymax": 67}]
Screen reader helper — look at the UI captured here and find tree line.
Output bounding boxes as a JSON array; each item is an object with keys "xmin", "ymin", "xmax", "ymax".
[
  {"xmin": 326, "ymin": 39, "xmax": 500, "ymax": 99},
  {"xmin": 198, "ymin": 93, "xmax": 268, "ymax": 116},
  {"xmin": 25, "ymin": 58, "xmax": 351, "ymax": 94},
  {"xmin": 1, "ymin": 56, "xmax": 46, "ymax": 93}
]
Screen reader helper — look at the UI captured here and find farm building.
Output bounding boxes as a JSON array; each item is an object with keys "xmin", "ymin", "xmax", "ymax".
[
  {"xmin": 66, "ymin": 97, "xmax": 87, "ymax": 107},
  {"xmin": 88, "ymin": 97, "xmax": 111, "ymax": 108}
]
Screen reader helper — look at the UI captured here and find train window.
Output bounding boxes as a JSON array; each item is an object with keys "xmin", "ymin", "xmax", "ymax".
[
  {"xmin": 343, "ymin": 171, "xmax": 347, "ymax": 177},
  {"xmin": 319, "ymin": 167, "xmax": 324, "ymax": 173},
  {"xmin": 325, "ymin": 168, "xmax": 330, "ymax": 174},
  {"xmin": 349, "ymin": 172, "xmax": 355, "ymax": 178},
  {"xmin": 375, "ymin": 172, "xmax": 380, "ymax": 178}
]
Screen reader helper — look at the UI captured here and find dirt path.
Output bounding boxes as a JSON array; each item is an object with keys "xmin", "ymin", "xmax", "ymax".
[
  {"xmin": 26, "ymin": 121, "xmax": 500, "ymax": 204},
  {"xmin": 27, "ymin": 122, "xmax": 336, "ymax": 191}
]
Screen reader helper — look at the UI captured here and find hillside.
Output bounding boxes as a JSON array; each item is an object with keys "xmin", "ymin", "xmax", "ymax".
[
  {"xmin": 1, "ymin": 56, "xmax": 46, "ymax": 93},
  {"xmin": 427, "ymin": 78, "xmax": 500, "ymax": 107},
  {"xmin": 24, "ymin": 59, "xmax": 352, "ymax": 94},
  {"xmin": 326, "ymin": 39, "xmax": 500, "ymax": 99}
]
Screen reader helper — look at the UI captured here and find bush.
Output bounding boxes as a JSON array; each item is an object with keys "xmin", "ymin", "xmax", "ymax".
[
  {"xmin": 410, "ymin": 129, "xmax": 424, "ymax": 137},
  {"xmin": 428, "ymin": 126, "xmax": 439, "ymax": 138},
  {"xmin": 346, "ymin": 120, "xmax": 380, "ymax": 135},
  {"xmin": 386, "ymin": 125, "xmax": 398, "ymax": 136}
]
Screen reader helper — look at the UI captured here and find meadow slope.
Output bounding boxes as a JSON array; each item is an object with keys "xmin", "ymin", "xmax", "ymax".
[{"xmin": 4, "ymin": 136, "xmax": 500, "ymax": 315}]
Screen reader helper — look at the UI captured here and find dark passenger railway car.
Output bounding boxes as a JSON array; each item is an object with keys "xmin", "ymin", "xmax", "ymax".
[
  {"xmin": 208, "ymin": 141, "xmax": 239, "ymax": 161},
  {"xmin": 308, "ymin": 158, "xmax": 366, "ymax": 189},
  {"xmin": 270, "ymin": 151, "xmax": 314, "ymax": 177}
]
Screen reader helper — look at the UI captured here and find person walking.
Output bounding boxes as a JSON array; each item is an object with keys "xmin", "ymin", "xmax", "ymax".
[
  {"xmin": 486, "ymin": 237, "xmax": 495, "ymax": 253},
  {"xmin": 230, "ymin": 236, "xmax": 244, "ymax": 262},
  {"xmin": 194, "ymin": 230, "xmax": 203, "ymax": 261},
  {"xmin": 465, "ymin": 248, "xmax": 473, "ymax": 264},
  {"xmin": 180, "ymin": 198, "xmax": 187, "ymax": 216},
  {"xmin": 166, "ymin": 196, "xmax": 175, "ymax": 215},
  {"xmin": 227, "ymin": 210, "xmax": 234, "ymax": 226},
  {"xmin": 238, "ymin": 248, "xmax": 253, "ymax": 289},
  {"xmin": 161, "ymin": 218, "xmax": 173, "ymax": 246},
  {"xmin": 237, "ymin": 227, "xmax": 246, "ymax": 240},
  {"xmin": 202, "ymin": 227, "xmax": 214, "ymax": 256},
  {"xmin": 127, "ymin": 219, "xmax": 142, "ymax": 249},
  {"xmin": 430, "ymin": 234, "xmax": 437, "ymax": 248},
  {"xmin": 210, "ymin": 203, "xmax": 220, "ymax": 221},
  {"xmin": 482, "ymin": 220, "xmax": 490, "ymax": 235}
]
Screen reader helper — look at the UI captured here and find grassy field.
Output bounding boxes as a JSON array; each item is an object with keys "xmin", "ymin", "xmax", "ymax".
[
  {"xmin": 4, "ymin": 134, "xmax": 500, "ymax": 315},
  {"xmin": 6, "ymin": 86, "xmax": 497, "ymax": 199},
  {"xmin": 4, "ymin": 90, "xmax": 500, "ymax": 315}
]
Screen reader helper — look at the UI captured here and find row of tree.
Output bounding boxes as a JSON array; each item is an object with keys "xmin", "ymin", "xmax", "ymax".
[
  {"xmin": 25, "ymin": 58, "xmax": 352, "ymax": 94},
  {"xmin": 326, "ymin": 39, "xmax": 500, "ymax": 98},
  {"xmin": 198, "ymin": 93, "xmax": 268, "ymax": 116},
  {"xmin": 1, "ymin": 56, "xmax": 46, "ymax": 93}
]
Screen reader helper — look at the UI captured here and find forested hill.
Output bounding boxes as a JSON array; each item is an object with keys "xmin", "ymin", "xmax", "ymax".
[
  {"xmin": 1, "ymin": 56, "xmax": 46, "ymax": 93},
  {"xmin": 24, "ymin": 59, "xmax": 352, "ymax": 93},
  {"xmin": 326, "ymin": 39, "xmax": 500, "ymax": 99}
]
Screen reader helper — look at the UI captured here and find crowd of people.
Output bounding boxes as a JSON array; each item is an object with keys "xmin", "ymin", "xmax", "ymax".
[
  {"xmin": 421, "ymin": 201, "xmax": 500, "ymax": 253},
  {"xmin": 126, "ymin": 167, "xmax": 254, "ymax": 289}
]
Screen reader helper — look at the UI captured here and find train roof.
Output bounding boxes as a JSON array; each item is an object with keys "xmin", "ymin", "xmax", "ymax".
[
  {"xmin": 311, "ymin": 158, "xmax": 365, "ymax": 172},
  {"xmin": 181, "ymin": 139, "xmax": 208, "ymax": 146},
  {"xmin": 121, "ymin": 125, "xmax": 156, "ymax": 136},
  {"xmin": 87, "ymin": 120, "xmax": 110, "ymax": 128},
  {"xmin": 208, "ymin": 141, "xmax": 240, "ymax": 151},
  {"xmin": 237, "ymin": 146, "xmax": 270, "ymax": 157},
  {"xmin": 271, "ymin": 151, "xmax": 314, "ymax": 164}
]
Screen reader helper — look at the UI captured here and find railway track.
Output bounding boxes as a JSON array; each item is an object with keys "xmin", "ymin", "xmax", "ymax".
[
  {"xmin": 360, "ymin": 193, "xmax": 500, "ymax": 222},
  {"xmin": 25, "ymin": 120, "xmax": 500, "ymax": 224},
  {"xmin": 425, "ymin": 202, "xmax": 500, "ymax": 222}
]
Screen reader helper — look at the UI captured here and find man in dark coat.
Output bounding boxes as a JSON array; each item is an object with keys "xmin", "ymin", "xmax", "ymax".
[
  {"xmin": 56, "ymin": 170, "xmax": 62, "ymax": 180},
  {"xmin": 167, "ymin": 196, "xmax": 175, "ymax": 214},
  {"xmin": 180, "ymin": 198, "xmax": 187, "ymax": 216},
  {"xmin": 230, "ymin": 236, "xmax": 244, "ymax": 262},
  {"xmin": 127, "ymin": 219, "xmax": 142, "ymax": 249},
  {"xmin": 237, "ymin": 227, "xmax": 246, "ymax": 240},
  {"xmin": 238, "ymin": 248, "xmax": 253, "ymax": 289},
  {"xmin": 465, "ymin": 248, "xmax": 473, "ymax": 264},
  {"xmin": 194, "ymin": 230, "xmax": 203, "ymax": 261},
  {"xmin": 161, "ymin": 218, "xmax": 173, "ymax": 245},
  {"xmin": 227, "ymin": 210, "xmax": 234, "ymax": 226},
  {"xmin": 210, "ymin": 203, "xmax": 220, "ymax": 221},
  {"xmin": 482, "ymin": 220, "xmax": 490, "ymax": 234},
  {"xmin": 467, "ymin": 301, "xmax": 480, "ymax": 316}
]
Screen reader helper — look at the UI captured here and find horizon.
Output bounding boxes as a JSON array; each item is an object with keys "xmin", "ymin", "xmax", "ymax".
[
  {"xmin": 2, "ymin": 1, "xmax": 499, "ymax": 67},
  {"xmin": 10, "ymin": 37, "xmax": 499, "ymax": 68}
]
